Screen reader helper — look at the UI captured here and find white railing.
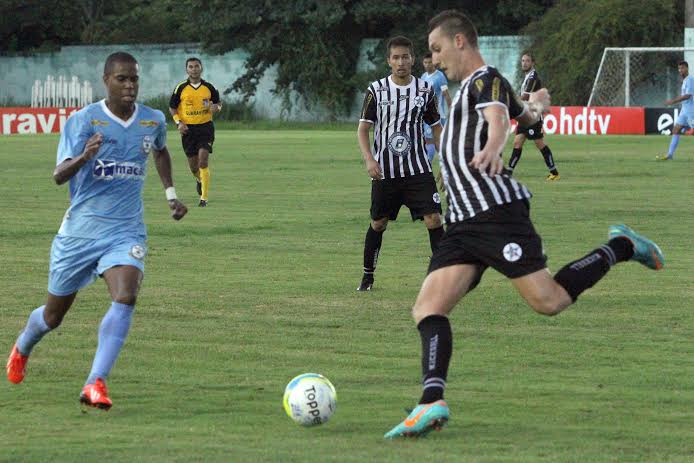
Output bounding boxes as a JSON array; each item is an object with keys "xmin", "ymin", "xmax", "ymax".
[{"xmin": 31, "ymin": 75, "xmax": 93, "ymax": 108}]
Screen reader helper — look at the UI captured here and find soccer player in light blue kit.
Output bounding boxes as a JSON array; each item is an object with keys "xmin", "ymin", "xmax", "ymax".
[
  {"xmin": 6, "ymin": 52, "xmax": 188, "ymax": 410},
  {"xmin": 659, "ymin": 60, "xmax": 694, "ymax": 160},
  {"xmin": 421, "ymin": 52, "xmax": 452, "ymax": 161}
]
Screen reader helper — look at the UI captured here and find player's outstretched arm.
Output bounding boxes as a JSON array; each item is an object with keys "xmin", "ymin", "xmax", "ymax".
[
  {"xmin": 53, "ymin": 132, "xmax": 103, "ymax": 185},
  {"xmin": 152, "ymin": 146, "xmax": 188, "ymax": 220}
]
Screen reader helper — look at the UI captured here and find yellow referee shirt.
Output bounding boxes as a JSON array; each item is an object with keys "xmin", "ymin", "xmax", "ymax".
[{"xmin": 169, "ymin": 79, "xmax": 220, "ymax": 125}]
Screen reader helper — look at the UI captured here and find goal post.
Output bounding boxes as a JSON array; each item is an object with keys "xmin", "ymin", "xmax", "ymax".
[{"xmin": 588, "ymin": 47, "xmax": 694, "ymax": 107}]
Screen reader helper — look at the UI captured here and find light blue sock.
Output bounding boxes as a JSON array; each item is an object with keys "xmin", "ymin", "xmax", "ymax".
[
  {"xmin": 86, "ymin": 302, "xmax": 134, "ymax": 385},
  {"xmin": 667, "ymin": 134, "xmax": 680, "ymax": 158},
  {"xmin": 16, "ymin": 306, "xmax": 51, "ymax": 355}
]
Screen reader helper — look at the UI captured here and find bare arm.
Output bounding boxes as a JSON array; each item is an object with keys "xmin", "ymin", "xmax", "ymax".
[
  {"xmin": 169, "ymin": 107, "xmax": 188, "ymax": 134},
  {"xmin": 443, "ymin": 89, "xmax": 452, "ymax": 111},
  {"xmin": 152, "ymin": 146, "xmax": 188, "ymax": 220},
  {"xmin": 432, "ymin": 123, "xmax": 443, "ymax": 152},
  {"xmin": 357, "ymin": 121, "xmax": 382, "ymax": 180},
  {"xmin": 53, "ymin": 132, "xmax": 102, "ymax": 185},
  {"xmin": 467, "ymin": 104, "xmax": 509, "ymax": 176},
  {"xmin": 665, "ymin": 94, "xmax": 692, "ymax": 105},
  {"xmin": 516, "ymin": 88, "xmax": 551, "ymax": 127}
]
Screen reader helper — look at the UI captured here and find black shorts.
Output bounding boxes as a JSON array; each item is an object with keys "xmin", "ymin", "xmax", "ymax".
[
  {"xmin": 181, "ymin": 121, "xmax": 215, "ymax": 157},
  {"xmin": 517, "ymin": 119, "xmax": 544, "ymax": 140},
  {"xmin": 371, "ymin": 173, "xmax": 442, "ymax": 221},
  {"xmin": 428, "ymin": 200, "xmax": 547, "ymax": 279}
]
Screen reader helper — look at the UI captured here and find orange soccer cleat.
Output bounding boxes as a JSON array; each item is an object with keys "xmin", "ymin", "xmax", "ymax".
[
  {"xmin": 6, "ymin": 344, "xmax": 28, "ymax": 384},
  {"xmin": 79, "ymin": 378, "xmax": 113, "ymax": 410}
]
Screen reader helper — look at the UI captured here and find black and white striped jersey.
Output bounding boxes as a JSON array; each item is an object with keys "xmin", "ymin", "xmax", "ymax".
[
  {"xmin": 440, "ymin": 65, "xmax": 532, "ymax": 224},
  {"xmin": 521, "ymin": 68, "xmax": 542, "ymax": 97},
  {"xmin": 360, "ymin": 75, "xmax": 441, "ymax": 179}
]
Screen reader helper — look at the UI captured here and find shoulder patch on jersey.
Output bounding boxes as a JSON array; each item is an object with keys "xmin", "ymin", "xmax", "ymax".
[
  {"xmin": 139, "ymin": 120, "xmax": 159, "ymax": 127},
  {"xmin": 91, "ymin": 119, "xmax": 109, "ymax": 126},
  {"xmin": 475, "ymin": 78, "xmax": 484, "ymax": 92},
  {"xmin": 491, "ymin": 77, "xmax": 501, "ymax": 101}
]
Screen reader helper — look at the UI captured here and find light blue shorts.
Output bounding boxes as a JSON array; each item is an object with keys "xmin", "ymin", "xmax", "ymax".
[
  {"xmin": 48, "ymin": 234, "xmax": 147, "ymax": 296},
  {"xmin": 675, "ymin": 111, "xmax": 694, "ymax": 128}
]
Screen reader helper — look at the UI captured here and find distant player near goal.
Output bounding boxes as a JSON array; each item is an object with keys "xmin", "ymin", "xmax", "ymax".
[
  {"xmin": 657, "ymin": 60, "xmax": 694, "ymax": 161},
  {"xmin": 507, "ymin": 53, "xmax": 560, "ymax": 180}
]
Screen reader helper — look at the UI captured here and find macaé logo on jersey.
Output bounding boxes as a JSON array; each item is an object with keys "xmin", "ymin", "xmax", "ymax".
[
  {"xmin": 93, "ymin": 160, "xmax": 145, "ymax": 180},
  {"xmin": 387, "ymin": 132, "xmax": 411, "ymax": 157}
]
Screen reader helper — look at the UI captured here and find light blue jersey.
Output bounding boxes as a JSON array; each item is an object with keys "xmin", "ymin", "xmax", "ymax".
[
  {"xmin": 57, "ymin": 100, "xmax": 166, "ymax": 240},
  {"xmin": 421, "ymin": 70, "xmax": 449, "ymax": 118},
  {"xmin": 680, "ymin": 75, "xmax": 694, "ymax": 116},
  {"xmin": 47, "ymin": 100, "xmax": 166, "ymax": 296}
]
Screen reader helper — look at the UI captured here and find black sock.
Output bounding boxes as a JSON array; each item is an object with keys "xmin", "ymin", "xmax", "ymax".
[
  {"xmin": 509, "ymin": 148, "xmax": 522, "ymax": 169},
  {"xmin": 540, "ymin": 146, "xmax": 558, "ymax": 175},
  {"xmin": 418, "ymin": 315, "xmax": 452, "ymax": 404},
  {"xmin": 363, "ymin": 225, "xmax": 383, "ymax": 280},
  {"xmin": 428, "ymin": 226, "xmax": 444, "ymax": 253},
  {"xmin": 554, "ymin": 237, "xmax": 633, "ymax": 301}
]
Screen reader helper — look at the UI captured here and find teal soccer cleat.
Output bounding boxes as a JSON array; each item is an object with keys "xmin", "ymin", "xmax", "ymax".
[
  {"xmin": 608, "ymin": 224, "xmax": 665, "ymax": 270},
  {"xmin": 384, "ymin": 400, "xmax": 449, "ymax": 439}
]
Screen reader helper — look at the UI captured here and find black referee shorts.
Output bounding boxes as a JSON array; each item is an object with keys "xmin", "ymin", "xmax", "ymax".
[
  {"xmin": 371, "ymin": 173, "xmax": 442, "ymax": 221},
  {"xmin": 429, "ymin": 200, "xmax": 547, "ymax": 279},
  {"xmin": 516, "ymin": 120, "xmax": 544, "ymax": 140},
  {"xmin": 181, "ymin": 121, "xmax": 215, "ymax": 157}
]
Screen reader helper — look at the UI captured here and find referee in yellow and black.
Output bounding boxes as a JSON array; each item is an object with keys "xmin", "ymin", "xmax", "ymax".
[{"xmin": 169, "ymin": 57, "xmax": 221, "ymax": 207}]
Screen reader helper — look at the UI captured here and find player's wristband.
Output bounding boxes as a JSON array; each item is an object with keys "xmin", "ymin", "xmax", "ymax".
[
  {"xmin": 165, "ymin": 187, "xmax": 177, "ymax": 201},
  {"xmin": 173, "ymin": 115, "xmax": 181, "ymax": 125}
]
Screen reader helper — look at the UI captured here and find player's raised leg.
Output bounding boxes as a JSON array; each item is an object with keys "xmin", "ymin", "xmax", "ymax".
[
  {"xmin": 7, "ymin": 293, "xmax": 76, "ymax": 384},
  {"xmin": 80, "ymin": 265, "xmax": 141, "ymax": 410},
  {"xmin": 384, "ymin": 264, "xmax": 481, "ymax": 438},
  {"xmin": 512, "ymin": 226, "xmax": 664, "ymax": 317}
]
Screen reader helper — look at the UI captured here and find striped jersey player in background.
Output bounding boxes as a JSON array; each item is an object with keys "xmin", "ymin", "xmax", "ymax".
[
  {"xmin": 507, "ymin": 52, "xmax": 560, "ymax": 180},
  {"xmin": 356, "ymin": 36, "xmax": 445, "ymax": 292},
  {"xmin": 384, "ymin": 10, "xmax": 665, "ymax": 439}
]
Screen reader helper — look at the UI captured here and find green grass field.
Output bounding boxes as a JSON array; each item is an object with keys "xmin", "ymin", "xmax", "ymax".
[{"xmin": 0, "ymin": 130, "xmax": 692, "ymax": 462}]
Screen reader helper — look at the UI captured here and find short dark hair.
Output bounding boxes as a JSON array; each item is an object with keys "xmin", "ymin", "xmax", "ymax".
[
  {"xmin": 186, "ymin": 57, "xmax": 202, "ymax": 67},
  {"xmin": 679, "ymin": 60, "xmax": 689, "ymax": 68},
  {"xmin": 104, "ymin": 52, "xmax": 138, "ymax": 75},
  {"xmin": 423, "ymin": 52, "xmax": 433, "ymax": 60},
  {"xmin": 386, "ymin": 36, "xmax": 413, "ymax": 56},
  {"xmin": 522, "ymin": 52, "xmax": 535, "ymax": 63},
  {"xmin": 428, "ymin": 10, "xmax": 478, "ymax": 48}
]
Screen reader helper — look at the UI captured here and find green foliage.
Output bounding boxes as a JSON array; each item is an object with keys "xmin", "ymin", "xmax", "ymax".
[
  {"xmin": 0, "ymin": 0, "xmax": 82, "ymax": 53},
  {"xmin": 188, "ymin": 0, "xmax": 553, "ymax": 118},
  {"xmin": 524, "ymin": 0, "xmax": 684, "ymax": 104}
]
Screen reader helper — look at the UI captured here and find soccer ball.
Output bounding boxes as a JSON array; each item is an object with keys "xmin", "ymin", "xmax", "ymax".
[{"xmin": 283, "ymin": 373, "xmax": 337, "ymax": 426}]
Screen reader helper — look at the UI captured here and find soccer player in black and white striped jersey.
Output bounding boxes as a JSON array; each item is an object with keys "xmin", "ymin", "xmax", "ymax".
[
  {"xmin": 384, "ymin": 10, "xmax": 665, "ymax": 439},
  {"xmin": 507, "ymin": 53, "xmax": 560, "ymax": 180},
  {"xmin": 356, "ymin": 36, "xmax": 445, "ymax": 292}
]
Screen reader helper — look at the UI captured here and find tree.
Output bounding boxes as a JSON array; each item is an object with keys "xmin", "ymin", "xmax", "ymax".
[
  {"xmin": 0, "ymin": 0, "xmax": 82, "ymax": 53},
  {"xmin": 524, "ymin": 0, "xmax": 684, "ymax": 104},
  {"xmin": 189, "ymin": 0, "xmax": 553, "ymax": 118}
]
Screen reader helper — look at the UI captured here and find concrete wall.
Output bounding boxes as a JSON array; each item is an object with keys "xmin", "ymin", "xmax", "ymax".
[{"xmin": 0, "ymin": 37, "xmax": 527, "ymax": 120}]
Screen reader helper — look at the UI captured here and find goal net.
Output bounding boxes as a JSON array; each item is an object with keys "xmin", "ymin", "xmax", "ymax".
[{"xmin": 588, "ymin": 47, "xmax": 694, "ymax": 107}]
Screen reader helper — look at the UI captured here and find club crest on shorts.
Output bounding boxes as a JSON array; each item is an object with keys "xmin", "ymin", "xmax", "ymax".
[
  {"xmin": 413, "ymin": 95, "xmax": 425, "ymax": 108},
  {"xmin": 503, "ymin": 242, "xmax": 522, "ymax": 262},
  {"xmin": 432, "ymin": 192, "xmax": 441, "ymax": 204},
  {"xmin": 388, "ymin": 132, "xmax": 411, "ymax": 157},
  {"xmin": 528, "ymin": 128, "xmax": 535, "ymax": 136},
  {"xmin": 129, "ymin": 245, "xmax": 147, "ymax": 260}
]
